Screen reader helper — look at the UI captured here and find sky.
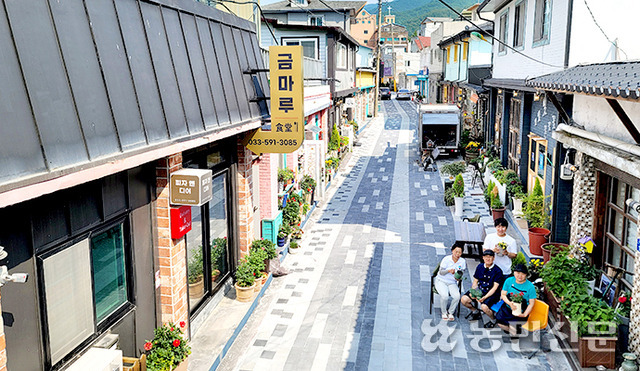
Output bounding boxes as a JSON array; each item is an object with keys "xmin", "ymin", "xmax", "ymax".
[{"xmin": 260, "ymin": 0, "xmax": 381, "ymax": 6}]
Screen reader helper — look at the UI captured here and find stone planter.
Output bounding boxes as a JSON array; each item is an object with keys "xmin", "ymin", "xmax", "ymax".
[
  {"xmin": 454, "ymin": 197, "xmax": 464, "ymax": 217},
  {"xmin": 235, "ymin": 282, "xmax": 256, "ymax": 302}
]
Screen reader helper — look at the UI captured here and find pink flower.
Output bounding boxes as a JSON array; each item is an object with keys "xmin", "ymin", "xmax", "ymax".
[
  {"xmin": 144, "ymin": 342, "xmax": 153, "ymax": 351},
  {"xmin": 173, "ymin": 339, "xmax": 181, "ymax": 347}
]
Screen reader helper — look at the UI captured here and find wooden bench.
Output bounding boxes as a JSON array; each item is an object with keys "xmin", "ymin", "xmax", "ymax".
[{"xmin": 454, "ymin": 220, "xmax": 487, "ymax": 259}]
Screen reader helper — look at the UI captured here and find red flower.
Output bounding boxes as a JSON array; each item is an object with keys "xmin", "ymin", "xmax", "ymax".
[
  {"xmin": 619, "ymin": 296, "xmax": 628, "ymax": 304},
  {"xmin": 173, "ymin": 339, "xmax": 181, "ymax": 347},
  {"xmin": 170, "ymin": 327, "xmax": 174, "ymax": 331},
  {"xmin": 144, "ymin": 342, "xmax": 153, "ymax": 351},
  {"xmin": 179, "ymin": 321, "xmax": 186, "ymax": 328}
]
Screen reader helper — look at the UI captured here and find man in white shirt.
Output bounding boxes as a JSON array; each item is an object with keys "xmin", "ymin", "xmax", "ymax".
[{"xmin": 482, "ymin": 218, "xmax": 517, "ymax": 277}]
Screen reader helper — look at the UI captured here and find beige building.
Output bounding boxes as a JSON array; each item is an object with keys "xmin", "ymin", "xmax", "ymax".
[{"xmin": 351, "ymin": 9, "xmax": 377, "ymax": 46}]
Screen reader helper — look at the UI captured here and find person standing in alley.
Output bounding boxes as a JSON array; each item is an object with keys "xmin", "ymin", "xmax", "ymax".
[
  {"xmin": 483, "ymin": 218, "xmax": 517, "ymax": 278},
  {"xmin": 434, "ymin": 243, "xmax": 466, "ymax": 321}
]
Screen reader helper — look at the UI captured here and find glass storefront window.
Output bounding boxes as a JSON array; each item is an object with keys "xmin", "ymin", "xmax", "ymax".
[
  {"xmin": 91, "ymin": 224, "xmax": 128, "ymax": 322},
  {"xmin": 210, "ymin": 174, "xmax": 229, "ymax": 286},
  {"xmin": 186, "ymin": 206, "xmax": 205, "ymax": 310}
]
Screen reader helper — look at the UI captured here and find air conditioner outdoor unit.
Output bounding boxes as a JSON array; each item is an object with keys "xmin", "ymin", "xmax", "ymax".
[{"xmin": 66, "ymin": 348, "xmax": 123, "ymax": 371}]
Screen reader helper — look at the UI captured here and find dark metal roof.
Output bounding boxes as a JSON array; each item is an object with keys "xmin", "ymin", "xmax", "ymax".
[
  {"xmin": 477, "ymin": 0, "xmax": 511, "ymax": 13},
  {"xmin": 264, "ymin": 18, "xmax": 360, "ymax": 46},
  {"xmin": 263, "ymin": 0, "xmax": 366, "ymax": 14},
  {"xmin": 482, "ymin": 78, "xmax": 537, "ymax": 92},
  {"xmin": 526, "ymin": 61, "xmax": 640, "ymax": 100},
  {"xmin": 0, "ymin": 0, "xmax": 267, "ymax": 191}
]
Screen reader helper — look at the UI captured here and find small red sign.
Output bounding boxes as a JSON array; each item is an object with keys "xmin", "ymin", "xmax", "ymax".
[{"xmin": 170, "ymin": 206, "xmax": 192, "ymax": 239}]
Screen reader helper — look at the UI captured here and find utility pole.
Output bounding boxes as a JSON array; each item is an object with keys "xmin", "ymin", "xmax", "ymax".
[
  {"xmin": 389, "ymin": 8, "xmax": 395, "ymax": 92},
  {"xmin": 374, "ymin": 0, "xmax": 382, "ymax": 117}
]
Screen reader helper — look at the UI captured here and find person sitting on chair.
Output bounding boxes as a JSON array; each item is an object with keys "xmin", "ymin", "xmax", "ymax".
[
  {"xmin": 495, "ymin": 264, "xmax": 537, "ymax": 335},
  {"xmin": 434, "ymin": 243, "xmax": 466, "ymax": 321},
  {"xmin": 461, "ymin": 250, "xmax": 503, "ymax": 324}
]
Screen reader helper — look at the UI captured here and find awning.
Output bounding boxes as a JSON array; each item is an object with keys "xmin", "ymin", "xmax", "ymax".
[
  {"xmin": 422, "ymin": 113, "xmax": 459, "ymax": 125},
  {"xmin": 482, "ymin": 78, "xmax": 537, "ymax": 92}
]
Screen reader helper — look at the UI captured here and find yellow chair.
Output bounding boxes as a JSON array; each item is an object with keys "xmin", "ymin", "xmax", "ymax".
[{"xmin": 522, "ymin": 299, "xmax": 549, "ymax": 359}]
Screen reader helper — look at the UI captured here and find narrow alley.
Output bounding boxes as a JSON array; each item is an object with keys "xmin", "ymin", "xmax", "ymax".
[{"xmin": 215, "ymin": 99, "xmax": 574, "ymax": 371}]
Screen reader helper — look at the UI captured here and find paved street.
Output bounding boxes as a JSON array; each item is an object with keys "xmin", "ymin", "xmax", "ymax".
[{"xmin": 218, "ymin": 99, "xmax": 574, "ymax": 371}]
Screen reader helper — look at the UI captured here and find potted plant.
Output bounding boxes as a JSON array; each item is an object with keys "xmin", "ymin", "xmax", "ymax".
[
  {"xmin": 251, "ymin": 238, "xmax": 277, "ymax": 273},
  {"xmin": 464, "ymin": 141, "xmax": 480, "ymax": 162},
  {"xmin": 248, "ymin": 248, "xmax": 267, "ymax": 293},
  {"xmin": 524, "ymin": 178, "xmax": 550, "ymax": 256},
  {"xmin": 484, "ymin": 180, "xmax": 495, "ymax": 206},
  {"xmin": 440, "ymin": 161, "xmax": 467, "ymax": 180},
  {"xmin": 615, "ymin": 291, "xmax": 632, "ymax": 354},
  {"xmin": 540, "ymin": 242, "xmax": 569, "ymax": 263},
  {"xmin": 211, "ymin": 237, "xmax": 226, "ymax": 283},
  {"xmin": 509, "ymin": 292, "xmax": 526, "ymax": 316},
  {"xmin": 234, "ymin": 256, "xmax": 256, "ymax": 302},
  {"xmin": 187, "ymin": 249, "xmax": 204, "ymax": 299},
  {"xmin": 291, "ymin": 225, "xmax": 303, "ymax": 240},
  {"xmin": 277, "ymin": 224, "xmax": 290, "ymax": 247},
  {"xmin": 299, "ymin": 174, "xmax": 317, "ymax": 204},
  {"xmin": 560, "ymin": 290, "xmax": 618, "ymax": 369},
  {"xmin": 277, "ymin": 168, "xmax": 295, "ymax": 191},
  {"xmin": 452, "ymin": 174, "xmax": 465, "ymax": 217},
  {"xmin": 144, "ymin": 321, "xmax": 191, "ymax": 371},
  {"xmin": 540, "ymin": 251, "xmax": 589, "ymax": 320},
  {"xmin": 527, "ymin": 258, "xmax": 543, "ymax": 282},
  {"xmin": 490, "ymin": 192, "xmax": 505, "ymax": 221},
  {"xmin": 289, "ymin": 239, "xmax": 299, "ymax": 254}
]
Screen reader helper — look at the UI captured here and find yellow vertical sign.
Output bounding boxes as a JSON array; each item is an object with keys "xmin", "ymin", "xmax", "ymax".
[{"xmin": 244, "ymin": 46, "xmax": 304, "ymax": 154}]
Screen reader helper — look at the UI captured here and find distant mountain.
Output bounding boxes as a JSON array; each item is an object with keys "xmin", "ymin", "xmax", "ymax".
[{"xmin": 363, "ymin": 0, "xmax": 480, "ymax": 35}]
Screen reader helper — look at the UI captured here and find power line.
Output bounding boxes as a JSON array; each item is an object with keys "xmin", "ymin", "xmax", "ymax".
[
  {"xmin": 582, "ymin": 0, "xmax": 628, "ymax": 59},
  {"xmin": 436, "ymin": 0, "xmax": 564, "ymax": 68}
]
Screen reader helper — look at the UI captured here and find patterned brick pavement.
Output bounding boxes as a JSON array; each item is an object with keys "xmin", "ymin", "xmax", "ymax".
[{"xmin": 218, "ymin": 100, "xmax": 573, "ymax": 371}]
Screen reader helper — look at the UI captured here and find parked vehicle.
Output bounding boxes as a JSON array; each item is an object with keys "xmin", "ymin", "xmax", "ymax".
[
  {"xmin": 418, "ymin": 104, "xmax": 461, "ymax": 156},
  {"xmin": 379, "ymin": 87, "xmax": 391, "ymax": 100},
  {"xmin": 396, "ymin": 89, "xmax": 411, "ymax": 100}
]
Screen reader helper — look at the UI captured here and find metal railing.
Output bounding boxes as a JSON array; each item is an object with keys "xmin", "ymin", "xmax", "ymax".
[{"xmin": 260, "ymin": 48, "xmax": 326, "ymax": 86}]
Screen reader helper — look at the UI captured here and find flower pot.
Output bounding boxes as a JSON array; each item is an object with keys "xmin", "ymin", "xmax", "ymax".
[
  {"xmin": 618, "ymin": 314, "xmax": 631, "ymax": 355},
  {"xmin": 188, "ymin": 276, "xmax": 204, "ymax": 298},
  {"xmin": 454, "ymin": 197, "xmax": 464, "ymax": 217},
  {"xmin": 235, "ymin": 282, "xmax": 256, "ymax": 302},
  {"xmin": 260, "ymin": 272, "xmax": 269, "ymax": 285},
  {"xmin": 491, "ymin": 207, "xmax": 505, "ymax": 221},
  {"xmin": 277, "ymin": 236, "xmax": 286, "ymax": 247},
  {"xmin": 540, "ymin": 242, "xmax": 569, "ymax": 263},
  {"xmin": 512, "ymin": 198, "xmax": 524, "ymax": 217},
  {"xmin": 586, "ymin": 279, "xmax": 595, "ymax": 295},
  {"xmin": 172, "ymin": 359, "xmax": 188, "ymax": 371},
  {"xmin": 465, "ymin": 151, "xmax": 479, "ymax": 162},
  {"xmin": 528, "ymin": 228, "xmax": 550, "ymax": 256},
  {"xmin": 288, "ymin": 246, "xmax": 299, "ymax": 255},
  {"xmin": 254, "ymin": 277, "xmax": 264, "ymax": 293},
  {"xmin": 511, "ymin": 304, "xmax": 523, "ymax": 317}
]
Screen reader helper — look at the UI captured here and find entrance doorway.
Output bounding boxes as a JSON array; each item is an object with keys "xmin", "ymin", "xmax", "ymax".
[{"xmin": 527, "ymin": 136, "xmax": 547, "ymax": 192}]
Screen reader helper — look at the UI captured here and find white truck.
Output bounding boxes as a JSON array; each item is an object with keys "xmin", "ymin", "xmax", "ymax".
[{"xmin": 417, "ymin": 104, "xmax": 461, "ymax": 156}]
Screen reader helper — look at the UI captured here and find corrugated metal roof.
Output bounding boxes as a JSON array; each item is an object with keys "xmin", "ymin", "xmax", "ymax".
[
  {"xmin": 0, "ymin": 0, "xmax": 267, "ymax": 191},
  {"xmin": 526, "ymin": 61, "xmax": 640, "ymax": 100}
]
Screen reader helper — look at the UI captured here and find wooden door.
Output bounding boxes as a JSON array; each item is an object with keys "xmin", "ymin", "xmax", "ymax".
[
  {"xmin": 527, "ymin": 136, "xmax": 547, "ymax": 192},
  {"xmin": 508, "ymin": 98, "xmax": 521, "ymax": 171},
  {"xmin": 494, "ymin": 94, "xmax": 503, "ymax": 151}
]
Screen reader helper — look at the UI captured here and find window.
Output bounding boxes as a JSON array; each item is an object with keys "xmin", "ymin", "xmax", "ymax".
[
  {"xmin": 604, "ymin": 178, "xmax": 638, "ymax": 292},
  {"xmin": 454, "ymin": 44, "xmax": 459, "ymax": 62},
  {"xmin": 337, "ymin": 43, "xmax": 347, "ymax": 68},
  {"xmin": 406, "ymin": 61, "xmax": 410, "ymax": 66},
  {"xmin": 462, "ymin": 42, "xmax": 468, "ymax": 61},
  {"xmin": 309, "ymin": 16, "xmax": 323, "ymax": 26},
  {"xmin": 446, "ymin": 46, "xmax": 450, "ymax": 63},
  {"xmin": 42, "ymin": 223, "xmax": 129, "ymax": 366},
  {"xmin": 499, "ymin": 11, "xmax": 508, "ymax": 53},
  {"xmin": 364, "ymin": 40, "xmax": 368, "ymax": 44},
  {"xmin": 368, "ymin": 20, "xmax": 371, "ymax": 23},
  {"xmin": 513, "ymin": 1, "xmax": 526, "ymax": 47},
  {"xmin": 533, "ymin": 0, "xmax": 550, "ymax": 43},
  {"xmin": 364, "ymin": 30, "xmax": 368, "ymax": 34},
  {"xmin": 283, "ymin": 38, "xmax": 318, "ymax": 59}
]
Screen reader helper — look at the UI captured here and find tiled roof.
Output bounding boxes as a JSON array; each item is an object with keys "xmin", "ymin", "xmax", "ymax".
[
  {"xmin": 526, "ymin": 61, "xmax": 640, "ymax": 100},
  {"xmin": 414, "ymin": 36, "xmax": 431, "ymax": 50},
  {"xmin": 263, "ymin": 0, "xmax": 366, "ymax": 12}
]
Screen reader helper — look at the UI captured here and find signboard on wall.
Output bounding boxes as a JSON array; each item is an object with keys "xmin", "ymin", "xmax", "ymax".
[
  {"xmin": 170, "ymin": 206, "xmax": 192, "ymax": 239},
  {"xmin": 170, "ymin": 169, "xmax": 212, "ymax": 206},
  {"xmin": 244, "ymin": 45, "xmax": 304, "ymax": 154}
]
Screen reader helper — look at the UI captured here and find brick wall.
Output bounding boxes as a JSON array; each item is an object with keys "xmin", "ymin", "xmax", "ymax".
[
  {"xmin": 237, "ymin": 143, "xmax": 254, "ymax": 256},
  {"xmin": 569, "ymin": 152, "xmax": 596, "ymax": 245},
  {"xmin": 258, "ymin": 153, "xmax": 279, "ymax": 221},
  {"xmin": 155, "ymin": 154, "xmax": 189, "ymax": 327}
]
